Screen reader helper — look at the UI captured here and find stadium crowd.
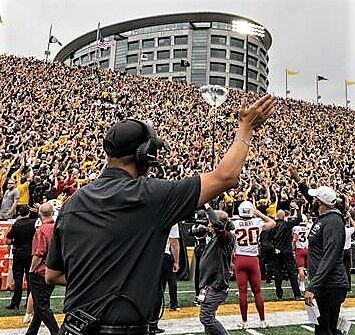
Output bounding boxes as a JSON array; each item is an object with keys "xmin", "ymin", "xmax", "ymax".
[
  {"xmin": 0, "ymin": 55, "xmax": 354, "ymax": 216},
  {"xmin": 0, "ymin": 54, "xmax": 355, "ymax": 335}
]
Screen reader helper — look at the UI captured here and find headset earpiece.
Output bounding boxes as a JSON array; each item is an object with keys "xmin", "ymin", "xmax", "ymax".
[{"xmin": 128, "ymin": 119, "xmax": 162, "ymax": 167}]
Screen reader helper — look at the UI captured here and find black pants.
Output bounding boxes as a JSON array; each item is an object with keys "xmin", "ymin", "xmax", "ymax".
[
  {"xmin": 343, "ymin": 249, "xmax": 351, "ymax": 291},
  {"xmin": 315, "ymin": 288, "xmax": 347, "ymax": 335},
  {"xmin": 26, "ymin": 272, "xmax": 59, "ymax": 335},
  {"xmin": 11, "ymin": 251, "xmax": 32, "ymax": 307},
  {"xmin": 273, "ymin": 252, "xmax": 301, "ymax": 299},
  {"xmin": 194, "ymin": 244, "xmax": 205, "ymax": 297}
]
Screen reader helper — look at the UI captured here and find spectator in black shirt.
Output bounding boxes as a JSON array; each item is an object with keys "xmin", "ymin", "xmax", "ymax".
[
  {"xmin": 304, "ymin": 186, "xmax": 349, "ymax": 335},
  {"xmin": 6, "ymin": 206, "xmax": 36, "ymax": 311},
  {"xmin": 270, "ymin": 201, "xmax": 302, "ymax": 300},
  {"xmin": 45, "ymin": 95, "xmax": 276, "ymax": 335},
  {"xmin": 198, "ymin": 205, "xmax": 235, "ymax": 335}
]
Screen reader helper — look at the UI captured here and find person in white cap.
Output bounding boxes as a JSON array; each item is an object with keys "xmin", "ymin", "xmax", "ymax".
[{"xmin": 303, "ymin": 185, "xmax": 349, "ymax": 335}]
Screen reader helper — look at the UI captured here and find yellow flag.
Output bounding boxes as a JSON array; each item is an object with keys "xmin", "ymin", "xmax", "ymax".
[
  {"xmin": 346, "ymin": 79, "xmax": 355, "ymax": 86},
  {"xmin": 287, "ymin": 69, "xmax": 299, "ymax": 76}
]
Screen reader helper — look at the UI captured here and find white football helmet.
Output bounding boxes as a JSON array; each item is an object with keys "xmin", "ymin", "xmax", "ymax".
[{"xmin": 238, "ymin": 201, "xmax": 254, "ymax": 218}]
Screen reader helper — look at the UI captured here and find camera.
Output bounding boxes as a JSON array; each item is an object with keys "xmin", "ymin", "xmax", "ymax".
[{"xmin": 187, "ymin": 210, "xmax": 209, "ymax": 237}]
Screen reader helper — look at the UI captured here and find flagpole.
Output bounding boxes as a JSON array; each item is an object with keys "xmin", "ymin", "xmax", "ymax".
[
  {"xmin": 45, "ymin": 24, "xmax": 52, "ymax": 63},
  {"xmin": 285, "ymin": 69, "xmax": 288, "ymax": 99},
  {"xmin": 316, "ymin": 75, "xmax": 319, "ymax": 104},
  {"xmin": 345, "ymin": 80, "xmax": 348, "ymax": 109},
  {"xmin": 96, "ymin": 22, "xmax": 100, "ymax": 68}
]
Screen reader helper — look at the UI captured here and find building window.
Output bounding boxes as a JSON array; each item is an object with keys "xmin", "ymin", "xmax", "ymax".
[
  {"xmin": 229, "ymin": 78, "xmax": 244, "ymax": 89},
  {"xmin": 230, "ymin": 37, "xmax": 244, "ymax": 49},
  {"xmin": 209, "ymin": 76, "xmax": 226, "ymax": 86},
  {"xmin": 174, "ymin": 49, "xmax": 188, "ymax": 59},
  {"xmin": 141, "ymin": 52, "xmax": 154, "ymax": 61},
  {"xmin": 172, "ymin": 76, "xmax": 186, "ymax": 82},
  {"xmin": 157, "ymin": 50, "xmax": 170, "ymax": 60},
  {"xmin": 158, "ymin": 37, "xmax": 171, "ymax": 46},
  {"xmin": 248, "ymin": 42, "xmax": 258, "ymax": 54},
  {"xmin": 230, "ymin": 51, "xmax": 244, "ymax": 62},
  {"xmin": 81, "ymin": 54, "xmax": 89, "ymax": 63},
  {"xmin": 141, "ymin": 65, "xmax": 153, "ymax": 74},
  {"xmin": 230, "ymin": 64, "xmax": 244, "ymax": 75},
  {"xmin": 211, "ymin": 35, "xmax": 226, "ymax": 45},
  {"xmin": 260, "ymin": 48, "xmax": 267, "ymax": 57},
  {"xmin": 143, "ymin": 38, "xmax": 155, "ymax": 48},
  {"xmin": 73, "ymin": 58, "xmax": 80, "ymax": 65},
  {"xmin": 174, "ymin": 35, "xmax": 188, "ymax": 45},
  {"xmin": 259, "ymin": 61, "xmax": 267, "ymax": 72},
  {"xmin": 259, "ymin": 87, "xmax": 267, "ymax": 94},
  {"xmin": 173, "ymin": 63, "xmax": 186, "ymax": 72},
  {"xmin": 100, "ymin": 60, "xmax": 109, "ymax": 68},
  {"xmin": 248, "ymin": 56, "xmax": 258, "ymax": 67},
  {"xmin": 210, "ymin": 48, "xmax": 226, "ymax": 59},
  {"xmin": 248, "ymin": 69, "xmax": 258, "ymax": 80},
  {"xmin": 248, "ymin": 83, "xmax": 258, "ymax": 92},
  {"xmin": 127, "ymin": 54, "xmax": 138, "ymax": 64},
  {"xmin": 90, "ymin": 52, "xmax": 95, "ymax": 60},
  {"xmin": 101, "ymin": 48, "xmax": 110, "ymax": 57},
  {"xmin": 210, "ymin": 62, "xmax": 226, "ymax": 72},
  {"xmin": 156, "ymin": 63, "xmax": 170, "ymax": 73},
  {"xmin": 126, "ymin": 67, "xmax": 136, "ymax": 75},
  {"xmin": 128, "ymin": 41, "xmax": 139, "ymax": 51},
  {"xmin": 260, "ymin": 74, "xmax": 267, "ymax": 83}
]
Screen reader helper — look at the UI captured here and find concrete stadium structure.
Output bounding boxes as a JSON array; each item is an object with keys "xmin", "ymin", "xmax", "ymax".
[{"xmin": 55, "ymin": 12, "xmax": 272, "ymax": 92}]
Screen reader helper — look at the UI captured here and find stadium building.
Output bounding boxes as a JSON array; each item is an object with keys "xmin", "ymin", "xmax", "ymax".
[{"xmin": 55, "ymin": 12, "xmax": 272, "ymax": 93}]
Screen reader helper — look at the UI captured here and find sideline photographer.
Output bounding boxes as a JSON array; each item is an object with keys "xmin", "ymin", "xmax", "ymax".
[
  {"xmin": 45, "ymin": 95, "xmax": 276, "ymax": 335},
  {"xmin": 197, "ymin": 204, "xmax": 235, "ymax": 335},
  {"xmin": 188, "ymin": 209, "xmax": 210, "ymax": 303}
]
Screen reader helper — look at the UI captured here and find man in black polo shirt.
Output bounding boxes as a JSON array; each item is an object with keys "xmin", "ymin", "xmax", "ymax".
[
  {"xmin": 46, "ymin": 95, "xmax": 276, "ymax": 335},
  {"xmin": 6, "ymin": 206, "xmax": 36, "ymax": 312},
  {"xmin": 270, "ymin": 202, "xmax": 303, "ymax": 300}
]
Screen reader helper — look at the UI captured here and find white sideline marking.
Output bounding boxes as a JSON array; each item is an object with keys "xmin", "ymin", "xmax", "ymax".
[
  {"xmin": 301, "ymin": 325, "xmax": 314, "ymax": 332},
  {"xmin": 245, "ymin": 329, "xmax": 264, "ymax": 335}
]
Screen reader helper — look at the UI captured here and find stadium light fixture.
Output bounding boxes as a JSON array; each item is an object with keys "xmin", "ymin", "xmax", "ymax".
[{"xmin": 232, "ymin": 20, "xmax": 265, "ymax": 92}]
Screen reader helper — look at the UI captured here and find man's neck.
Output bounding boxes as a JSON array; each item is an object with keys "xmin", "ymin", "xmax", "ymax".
[{"xmin": 106, "ymin": 157, "xmax": 139, "ymax": 179}]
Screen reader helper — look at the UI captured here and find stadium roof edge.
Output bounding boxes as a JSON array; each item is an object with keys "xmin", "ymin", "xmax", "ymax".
[{"xmin": 54, "ymin": 12, "xmax": 272, "ymax": 62}]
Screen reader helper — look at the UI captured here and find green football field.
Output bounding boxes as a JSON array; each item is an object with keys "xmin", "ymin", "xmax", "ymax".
[{"xmin": 0, "ymin": 275, "xmax": 354, "ymax": 317}]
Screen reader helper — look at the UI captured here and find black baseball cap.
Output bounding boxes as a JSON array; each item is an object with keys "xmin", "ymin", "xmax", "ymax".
[{"xmin": 103, "ymin": 120, "xmax": 146, "ymax": 158}]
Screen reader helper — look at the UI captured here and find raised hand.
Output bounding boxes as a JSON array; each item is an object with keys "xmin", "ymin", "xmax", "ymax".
[{"xmin": 238, "ymin": 94, "xmax": 277, "ymax": 131}]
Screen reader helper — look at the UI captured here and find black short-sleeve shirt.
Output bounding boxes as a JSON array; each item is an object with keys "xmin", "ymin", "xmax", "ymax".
[{"xmin": 47, "ymin": 168, "xmax": 200, "ymax": 324}]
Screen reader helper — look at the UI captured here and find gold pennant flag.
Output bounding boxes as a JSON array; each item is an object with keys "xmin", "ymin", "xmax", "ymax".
[
  {"xmin": 345, "ymin": 79, "xmax": 355, "ymax": 86},
  {"xmin": 287, "ymin": 69, "xmax": 299, "ymax": 76}
]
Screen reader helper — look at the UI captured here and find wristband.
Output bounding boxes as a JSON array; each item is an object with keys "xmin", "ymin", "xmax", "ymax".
[{"xmin": 235, "ymin": 135, "xmax": 250, "ymax": 148}]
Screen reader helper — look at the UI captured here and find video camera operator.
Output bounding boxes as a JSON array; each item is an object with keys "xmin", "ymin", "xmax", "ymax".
[
  {"xmin": 198, "ymin": 204, "xmax": 235, "ymax": 335},
  {"xmin": 45, "ymin": 95, "xmax": 276, "ymax": 335},
  {"xmin": 188, "ymin": 209, "xmax": 210, "ymax": 303}
]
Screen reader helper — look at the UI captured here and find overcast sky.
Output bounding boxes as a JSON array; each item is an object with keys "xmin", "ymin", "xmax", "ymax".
[{"xmin": 1, "ymin": 0, "xmax": 354, "ymax": 107}]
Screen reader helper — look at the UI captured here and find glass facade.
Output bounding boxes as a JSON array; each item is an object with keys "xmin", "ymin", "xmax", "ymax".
[
  {"xmin": 62, "ymin": 15, "xmax": 270, "ymax": 93},
  {"xmin": 210, "ymin": 48, "xmax": 226, "ymax": 59},
  {"xmin": 210, "ymin": 76, "xmax": 226, "ymax": 86},
  {"xmin": 210, "ymin": 62, "xmax": 226, "ymax": 72}
]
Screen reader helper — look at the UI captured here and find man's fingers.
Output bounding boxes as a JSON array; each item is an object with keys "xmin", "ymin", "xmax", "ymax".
[
  {"xmin": 239, "ymin": 98, "xmax": 247, "ymax": 115},
  {"xmin": 251, "ymin": 94, "xmax": 272, "ymax": 109},
  {"xmin": 260, "ymin": 96, "xmax": 277, "ymax": 113}
]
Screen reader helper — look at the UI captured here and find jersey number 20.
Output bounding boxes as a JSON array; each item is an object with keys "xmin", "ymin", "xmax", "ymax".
[{"xmin": 235, "ymin": 227, "xmax": 260, "ymax": 246}]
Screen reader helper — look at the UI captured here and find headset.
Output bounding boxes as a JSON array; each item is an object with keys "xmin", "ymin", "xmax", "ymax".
[{"xmin": 128, "ymin": 119, "xmax": 160, "ymax": 167}]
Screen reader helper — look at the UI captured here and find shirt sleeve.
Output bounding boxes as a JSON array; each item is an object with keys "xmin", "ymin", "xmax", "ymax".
[
  {"xmin": 146, "ymin": 176, "xmax": 201, "ymax": 231},
  {"xmin": 169, "ymin": 224, "xmax": 180, "ymax": 239},
  {"xmin": 6, "ymin": 225, "xmax": 15, "ymax": 240},
  {"xmin": 307, "ymin": 219, "xmax": 344, "ymax": 292},
  {"xmin": 32, "ymin": 229, "xmax": 47, "ymax": 257},
  {"xmin": 46, "ymin": 225, "xmax": 64, "ymax": 272}
]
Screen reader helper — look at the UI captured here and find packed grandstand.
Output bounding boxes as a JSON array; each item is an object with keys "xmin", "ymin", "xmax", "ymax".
[{"xmin": 0, "ymin": 55, "xmax": 354, "ymax": 211}]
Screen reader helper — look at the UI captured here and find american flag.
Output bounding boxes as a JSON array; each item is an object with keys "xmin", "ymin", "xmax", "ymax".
[{"xmin": 98, "ymin": 38, "xmax": 112, "ymax": 50}]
